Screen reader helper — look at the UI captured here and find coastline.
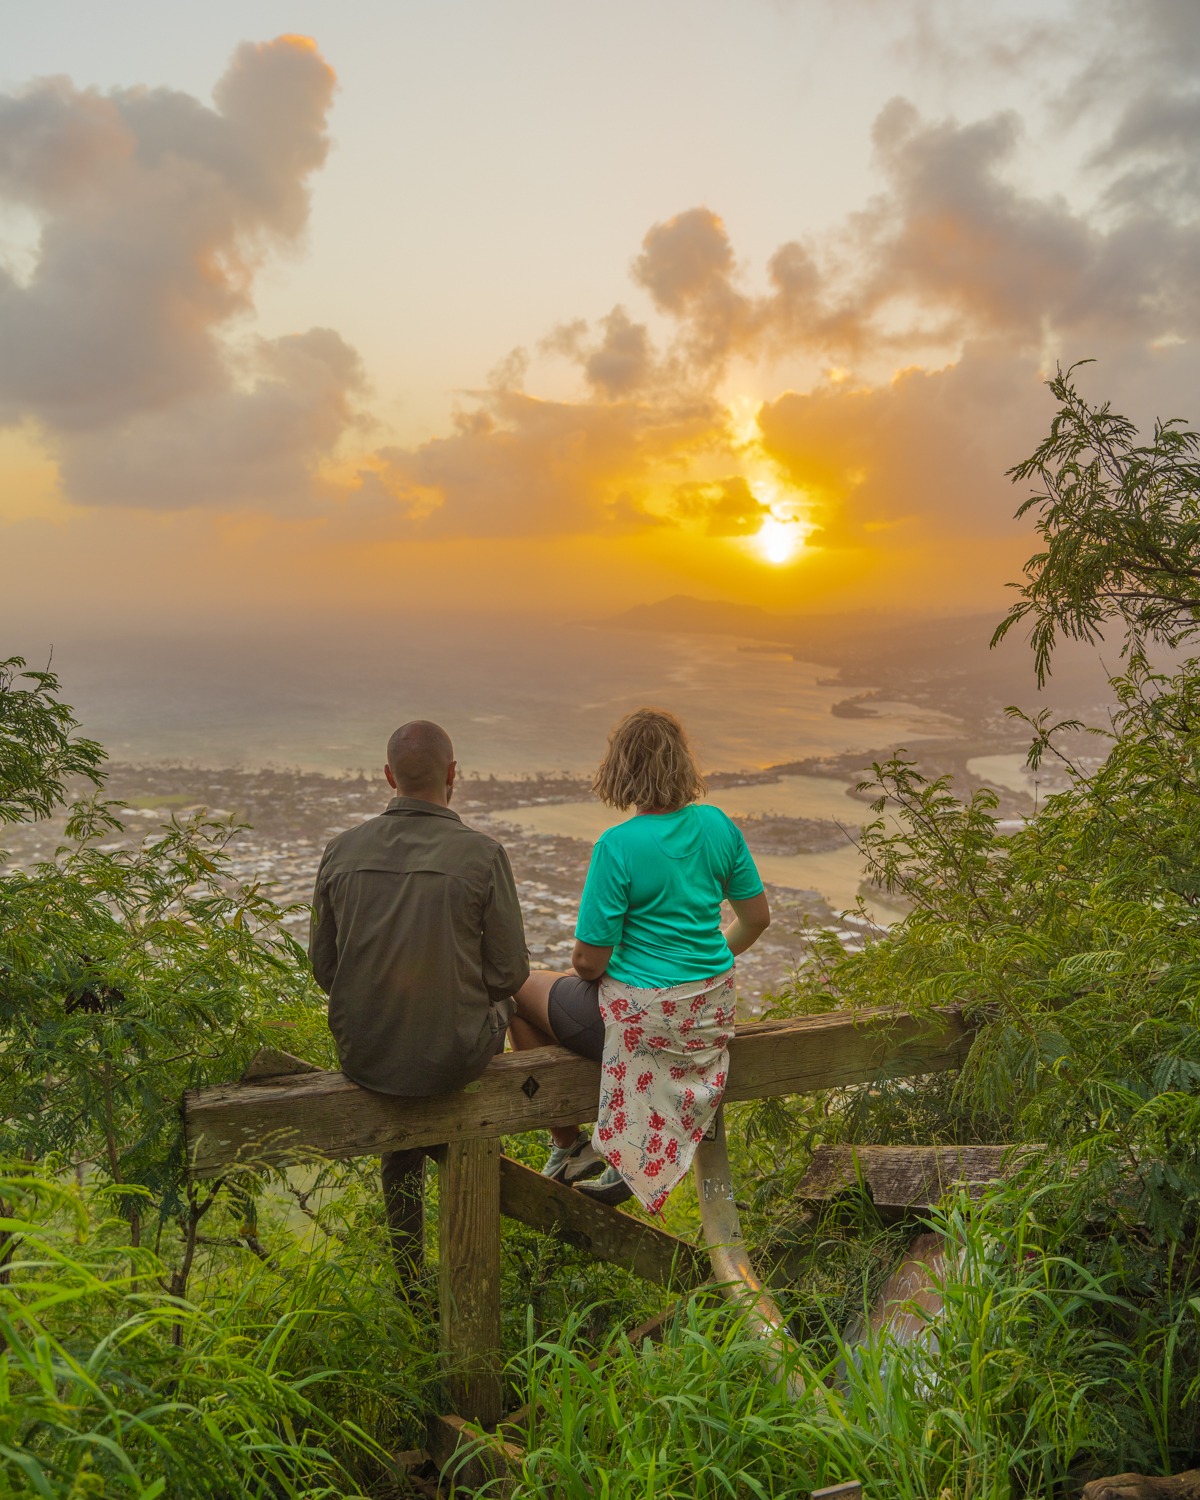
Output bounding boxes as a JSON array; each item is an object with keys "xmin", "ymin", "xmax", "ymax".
[{"xmin": 2, "ymin": 759, "xmax": 909, "ymax": 1010}]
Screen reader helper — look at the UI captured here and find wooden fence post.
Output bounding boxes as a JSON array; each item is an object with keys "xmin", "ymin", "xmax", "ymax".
[{"xmin": 437, "ymin": 1137, "xmax": 503, "ymax": 1428}]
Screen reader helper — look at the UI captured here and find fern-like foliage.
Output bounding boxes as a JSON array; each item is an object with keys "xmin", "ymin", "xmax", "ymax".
[{"xmin": 993, "ymin": 362, "xmax": 1200, "ymax": 685}]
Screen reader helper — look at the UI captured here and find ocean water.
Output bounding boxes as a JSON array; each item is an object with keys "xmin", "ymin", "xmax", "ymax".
[
  {"xmin": 15, "ymin": 615, "xmax": 960, "ymax": 778},
  {"xmin": 491, "ymin": 773, "xmax": 908, "ymax": 919}
]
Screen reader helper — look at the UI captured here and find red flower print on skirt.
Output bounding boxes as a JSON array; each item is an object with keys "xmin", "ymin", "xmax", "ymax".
[{"xmin": 594, "ymin": 970, "xmax": 735, "ymax": 1213}]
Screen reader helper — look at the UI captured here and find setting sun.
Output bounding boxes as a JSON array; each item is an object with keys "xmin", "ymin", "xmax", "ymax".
[{"xmin": 750, "ymin": 516, "xmax": 806, "ymax": 565}]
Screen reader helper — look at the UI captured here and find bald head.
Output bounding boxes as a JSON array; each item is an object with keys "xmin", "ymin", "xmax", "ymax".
[{"xmin": 385, "ymin": 721, "xmax": 455, "ymax": 802}]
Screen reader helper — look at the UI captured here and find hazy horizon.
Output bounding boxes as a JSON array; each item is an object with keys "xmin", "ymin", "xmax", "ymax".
[{"xmin": 5, "ymin": 601, "xmax": 1121, "ymax": 780}]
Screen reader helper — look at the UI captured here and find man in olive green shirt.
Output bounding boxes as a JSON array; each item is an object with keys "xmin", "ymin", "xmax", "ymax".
[{"xmin": 310, "ymin": 720, "xmax": 529, "ymax": 1269}]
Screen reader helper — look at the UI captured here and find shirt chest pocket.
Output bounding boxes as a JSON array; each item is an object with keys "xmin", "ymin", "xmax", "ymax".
[{"xmin": 350, "ymin": 866, "xmax": 485, "ymax": 931}]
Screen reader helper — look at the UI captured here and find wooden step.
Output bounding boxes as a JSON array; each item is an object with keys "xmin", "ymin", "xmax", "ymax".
[{"xmin": 795, "ymin": 1143, "xmax": 1038, "ymax": 1212}]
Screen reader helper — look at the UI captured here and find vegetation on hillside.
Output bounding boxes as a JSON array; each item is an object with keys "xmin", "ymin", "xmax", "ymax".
[{"xmin": 1, "ymin": 368, "xmax": 1198, "ymax": 1496}]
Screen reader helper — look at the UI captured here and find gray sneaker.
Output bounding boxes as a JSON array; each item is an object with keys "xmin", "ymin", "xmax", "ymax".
[
  {"xmin": 541, "ymin": 1132, "xmax": 605, "ymax": 1185},
  {"xmin": 574, "ymin": 1165, "xmax": 633, "ymax": 1206}
]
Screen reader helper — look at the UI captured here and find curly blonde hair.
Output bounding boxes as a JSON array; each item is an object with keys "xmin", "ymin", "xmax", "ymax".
[{"xmin": 592, "ymin": 708, "xmax": 706, "ymax": 812}]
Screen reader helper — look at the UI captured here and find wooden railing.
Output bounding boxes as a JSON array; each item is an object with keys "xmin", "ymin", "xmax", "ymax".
[
  {"xmin": 183, "ymin": 1005, "xmax": 972, "ymax": 1483},
  {"xmin": 185, "ymin": 1007, "xmax": 971, "ymax": 1174}
]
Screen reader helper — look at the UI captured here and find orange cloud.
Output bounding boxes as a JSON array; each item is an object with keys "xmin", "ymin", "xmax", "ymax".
[
  {"xmin": 757, "ymin": 345, "xmax": 1052, "ymax": 546},
  {"xmin": 359, "ymin": 384, "xmax": 726, "ymax": 538},
  {"xmin": 4, "ymin": 20, "xmax": 1200, "ymax": 625}
]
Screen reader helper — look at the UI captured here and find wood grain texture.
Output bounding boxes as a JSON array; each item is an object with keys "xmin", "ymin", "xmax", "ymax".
[
  {"xmin": 1082, "ymin": 1474, "xmax": 1200, "ymax": 1500},
  {"xmin": 184, "ymin": 1006, "xmax": 971, "ymax": 1176},
  {"xmin": 239, "ymin": 1047, "xmax": 317, "ymax": 1082},
  {"xmin": 437, "ymin": 1139, "xmax": 503, "ymax": 1429},
  {"xmin": 426, "ymin": 1413, "xmax": 523, "ymax": 1495},
  {"xmin": 499, "ymin": 1155, "xmax": 704, "ymax": 1290},
  {"xmin": 795, "ymin": 1143, "xmax": 1037, "ymax": 1210}
]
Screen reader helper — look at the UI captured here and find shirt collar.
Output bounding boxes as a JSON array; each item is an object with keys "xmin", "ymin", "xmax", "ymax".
[{"xmin": 384, "ymin": 795, "xmax": 463, "ymax": 823}]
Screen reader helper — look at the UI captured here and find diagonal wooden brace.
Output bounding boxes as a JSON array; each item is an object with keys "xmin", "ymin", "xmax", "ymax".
[{"xmin": 499, "ymin": 1155, "xmax": 704, "ymax": 1290}]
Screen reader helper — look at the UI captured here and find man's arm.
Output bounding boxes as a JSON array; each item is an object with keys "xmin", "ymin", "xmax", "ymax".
[
  {"xmin": 308, "ymin": 853, "xmax": 338, "ymax": 995},
  {"xmin": 481, "ymin": 845, "xmax": 530, "ymax": 1001}
]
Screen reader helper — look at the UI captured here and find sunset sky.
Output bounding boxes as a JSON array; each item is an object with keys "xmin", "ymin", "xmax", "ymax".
[{"xmin": 2, "ymin": 0, "xmax": 1198, "ymax": 630}]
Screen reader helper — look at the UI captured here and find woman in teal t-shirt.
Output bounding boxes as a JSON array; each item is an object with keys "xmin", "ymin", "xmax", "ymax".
[{"xmin": 509, "ymin": 708, "xmax": 770, "ymax": 1209}]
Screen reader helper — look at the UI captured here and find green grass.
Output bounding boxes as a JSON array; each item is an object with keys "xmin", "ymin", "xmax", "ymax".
[
  {"xmin": 484, "ymin": 1193, "xmax": 1200, "ymax": 1500},
  {"xmin": 0, "ymin": 1165, "xmax": 436, "ymax": 1498}
]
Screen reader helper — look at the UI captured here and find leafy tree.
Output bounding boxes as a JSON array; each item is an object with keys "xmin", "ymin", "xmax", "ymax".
[
  {"xmin": 0, "ymin": 663, "xmax": 437, "ymax": 1494},
  {"xmin": 993, "ymin": 363, "xmax": 1200, "ymax": 684},
  {"xmin": 764, "ymin": 369, "xmax": 1200, "ymax": 1473},
  {"xmin": 0, "ymin": 656, "xmax": 104, "ymax": 825},
  {"xmin": 0, "ymin": 658, "xmax": 334, "ymax": 1293},
  {"xmin": 775, "ymin": 369, "xmax": 1200, "ymax": 1217}
]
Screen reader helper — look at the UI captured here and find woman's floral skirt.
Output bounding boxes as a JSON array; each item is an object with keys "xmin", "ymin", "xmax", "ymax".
[{"xmin": 596, "ymin": 969, "xmax": 735, "ymax": 1213}]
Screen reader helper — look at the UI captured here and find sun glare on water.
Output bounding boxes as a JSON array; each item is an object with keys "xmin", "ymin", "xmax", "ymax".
[{"xmin": 752, "ymin": 516, "xmax": 806, "ymax": 565}]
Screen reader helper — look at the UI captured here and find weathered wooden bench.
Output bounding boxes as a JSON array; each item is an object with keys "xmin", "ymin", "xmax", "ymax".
[{"xmin": 184, "ymin": 1005, "xmax": 972, "ymax": 1486}]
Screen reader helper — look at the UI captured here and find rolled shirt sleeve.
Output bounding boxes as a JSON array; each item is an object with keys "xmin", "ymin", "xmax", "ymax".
[{"xmin": 575, "ymin": 836, "xmax": 631, "ymax": 947}]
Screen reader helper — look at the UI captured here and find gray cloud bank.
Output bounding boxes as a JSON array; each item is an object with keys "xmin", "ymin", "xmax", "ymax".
[{"xmin": 0, "ymin": 35, "xmax": 363, "ymax": 509}]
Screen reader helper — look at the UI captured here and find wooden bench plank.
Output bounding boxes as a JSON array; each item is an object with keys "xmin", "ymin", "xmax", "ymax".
[
  {"xmin": 795, "ymin": 1143, "xmax": 1037, "ymax": 1211},
  {"xmin": 499, "ymin": 1155, "xmax": 705, "ymax": 1290},
  {"xmin": 184, "ymin": 1007, "xmax": 971, "ymax": 1177}
]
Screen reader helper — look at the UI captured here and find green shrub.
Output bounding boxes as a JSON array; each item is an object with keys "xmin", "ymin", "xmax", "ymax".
[{"xmin": 0, "ymin": 1164, "xmax": 393, "ymax": 1498}]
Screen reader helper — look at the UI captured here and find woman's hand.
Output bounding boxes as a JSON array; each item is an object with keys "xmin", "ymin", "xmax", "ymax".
[
  {"xmin": 571, "ymin": 939, "xmax": 613, "ymax": 981},
  {"xmin": 723, "ymin": 891, "xmax": 770, "ymax": 956}
]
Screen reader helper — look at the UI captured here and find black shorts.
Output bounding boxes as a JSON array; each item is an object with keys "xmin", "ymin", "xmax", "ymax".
[{"xmin": 547, "ymin": 974, "xmax": 605, "ymax": 1063}]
